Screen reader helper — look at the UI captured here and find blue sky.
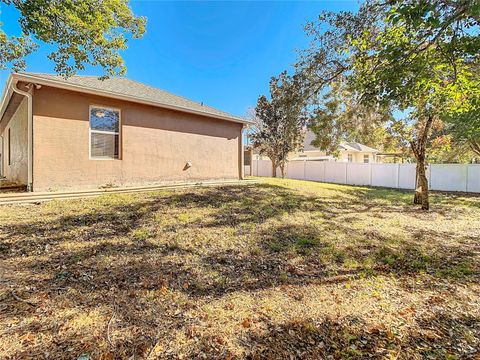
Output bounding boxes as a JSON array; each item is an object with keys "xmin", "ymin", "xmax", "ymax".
[{"xmin": 0, "ymin": 1, "xmax": 358, "ymax": 118}]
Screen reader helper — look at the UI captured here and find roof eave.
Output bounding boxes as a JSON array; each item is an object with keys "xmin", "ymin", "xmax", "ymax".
[
  {"xmin": 9, "ymin": 73, "xmax": 252, "ymax": 125},
  {"xmin": 0, "ymin": 74, "xmax": 14, "ymax": 124}
]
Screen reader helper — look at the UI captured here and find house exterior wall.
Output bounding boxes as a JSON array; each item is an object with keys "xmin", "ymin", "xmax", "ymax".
[
  {"xmin": 0, "ymin": 97, "xmax": 28, "ymax": 184},
  {"xmin": 338, "ymin": 152, "xmax": 377, "ymax": 163},
  {"xmin": 290, "ymin": 150, "xmax": 377, "ymax": 163},
  {"xmin": 32, "ymin": 86, "xmax": 243, "ymax": 191},
  {"xmin": 295, "ymin": 150, "xmax": 328, "ymax": 158}
]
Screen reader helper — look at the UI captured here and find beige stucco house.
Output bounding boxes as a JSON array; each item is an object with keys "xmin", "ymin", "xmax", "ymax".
[
  {"xmin": 290, "ymin": 130, "xmax": 380, "ymax": 163},
  {"xmin": 0, "ymin": 73, "xmax": 250, "ymax": 192}
]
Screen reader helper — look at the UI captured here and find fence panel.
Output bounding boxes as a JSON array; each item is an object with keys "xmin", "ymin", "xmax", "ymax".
[
  {"xmin": 467, "ymin": 165, "xmax": 480, "ymax": 193},
  {"xmin": 305, "ymin": 161, "xmax": 325, "ymax": 182},
  {"xmin": 287, "ymin": 161, "xmax": 305, "ymax": 180},
  {"xmin": 324, "ymin": 162, "xmax": 347, "ymax": 184},
  {"xmin": 371, "ymin": 163, "xmax": 398, "ymax": 188},
  {"xmin": 430, "ymin": 164, "xmax": 467, "ymax": 192},
  {"xmin": 398, "ymin": 164, "xmax": 416, "ymax": 190},
  {"xmin": 251, "ymin": 160, "xmax": 479, "ymax": 193},
  {"xmin": 346, "ymin": 163, "xmax": 371, "ymax": 185},
  {"xmin": 255, "ymin": 160, "xmax": 272, "ymax": 177}
]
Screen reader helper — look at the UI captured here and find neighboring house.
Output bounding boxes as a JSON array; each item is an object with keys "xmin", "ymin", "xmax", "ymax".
[
  {"xmin": 0, "ymin": 73, "xmax": 250, "ymax": 192},
  {"xmin": 291, "ymin": 130, "xmax": 380, "ymax": 163}
]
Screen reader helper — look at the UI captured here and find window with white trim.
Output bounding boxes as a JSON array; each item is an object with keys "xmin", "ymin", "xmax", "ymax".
[
  {"xmin": 347, "ymin": 154, "xmax": 353, "ymax": 163},
  {"xmin": 89, "ymin": 107, "xmax": 120, "ymax": 159},
  {"xmin": 363, "ymin": 154, "xmax": 369, "ymax": 163}
]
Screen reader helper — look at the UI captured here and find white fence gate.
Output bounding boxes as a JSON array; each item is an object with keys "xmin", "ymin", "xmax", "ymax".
[{"xmin": 251, "ymin": 160, "xmax": 480, "ymax": 193}]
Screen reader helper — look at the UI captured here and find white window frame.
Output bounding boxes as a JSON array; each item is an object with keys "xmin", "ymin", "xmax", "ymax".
[
  {"xmin": 347, "ymin": 154, "xmax": 353, "ymax": 163},
  {"xmin": 89, "ymin": 105, "xmax": 121, "ymax": 160},
  {"xmin": 363, "ymin": 154, "xmax": 369, "ymax": 163}
]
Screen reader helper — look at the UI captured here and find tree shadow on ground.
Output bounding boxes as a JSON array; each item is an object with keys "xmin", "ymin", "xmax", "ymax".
[
  {"xmin": 0, "ymin": 183, "xmax": 479, "ymax": 359},
  {"xmin": 333, "ymin": 183, "xmax": 480, "ymax": 210},
  {"xmin": 0, "ymin": 184, "xmax": 316, "ymax": 245},
  {"xmin": 242, "ymin": 312, "xmax": 479, "ymax": 359}
]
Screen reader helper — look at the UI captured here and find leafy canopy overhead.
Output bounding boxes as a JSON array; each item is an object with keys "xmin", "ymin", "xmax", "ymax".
[
  {"xmin": 308, "ymin": 78, "xmax": 393, "ymax": 156},
  {"xmin": 0, "ymin": 0, "xmax": 146, "ymax": 77},
  {"xmin": 298, "ymin": 0, "xmax": 480, "ymax": 120},
  {"xmin": 297, "ymin": 0, "xmax": 480, "ymax": 153},
  {"xmin": 349, "ymin": 0, "xmax": 480, "ymax": 116}
]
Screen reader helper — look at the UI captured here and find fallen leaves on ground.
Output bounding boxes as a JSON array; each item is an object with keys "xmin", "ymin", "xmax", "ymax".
[{"xmin": 0, "ymin": 178, "xmax": 479, "ymax": 359}]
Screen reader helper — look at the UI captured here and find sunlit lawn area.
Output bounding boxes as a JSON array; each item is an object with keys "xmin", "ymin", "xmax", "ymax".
[{"xmin": 1, "ymin": 178, "xmax": 479, "ymax": 359}]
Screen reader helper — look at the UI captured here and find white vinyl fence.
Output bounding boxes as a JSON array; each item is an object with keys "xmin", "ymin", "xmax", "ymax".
[{"xmin": 251, "ymin": 160, "xmax": 480, "ymax": 193}]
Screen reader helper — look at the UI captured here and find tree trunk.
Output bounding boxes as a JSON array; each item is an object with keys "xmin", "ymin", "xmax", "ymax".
[
  {"xmin": 417, "ymin": 155, "xmax": 429, "ymax": 210},
  {"xmin": 470, "ymin": 139, "xmax": 480, "ymax": 157},
  {"xmin": 411, "ymin": 146, "xmax": 430, "ymax": 210},
  {"xmin": 271, "ymin": 160, "xmax": 277, "ymax": 178},
  {"xmin": 280, "ymin": 161, "xmax": 286, "ymax": 179},
  {"xmin": 413, "ymin": 161, "xmax": 422, "ymax": 204},
  {"xmin": 410, "ymin": 114, "xmax": 434, "ymax": 210}
]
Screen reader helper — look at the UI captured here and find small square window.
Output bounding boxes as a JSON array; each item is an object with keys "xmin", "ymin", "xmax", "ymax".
[{"xmin": 90, "ymin": 107, "xmax": 120, "ymax": 160}]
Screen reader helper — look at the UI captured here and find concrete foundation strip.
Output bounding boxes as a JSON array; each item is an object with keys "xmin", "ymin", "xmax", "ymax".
[{"xmin": 0, "ymin": 179, "xmax": 259, "ymax": 205}]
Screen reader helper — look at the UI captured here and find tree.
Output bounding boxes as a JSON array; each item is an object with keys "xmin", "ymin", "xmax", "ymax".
[
  {"xmin": 251, "ymin": 72, "xmax": 307, "ymax": 178},
  {"xmin": 307, "ymin": 78, "xmax": 393, "ymax": 157},
  {"xmin": 428, "ymin": 134, "xmax": 477, "ymax": 163},
  {"xmin": 444, "ymin": 92, "xmax": 480, "ymax": 158},
  {"xmin": 0, "ymin": 0, "xmax": 146, "ymax": 77},
  {"xmin": 350, "ymin": 0, "xmax": 479, "ymax": 210},
  {"xmin": 297, "ymin": 0, "xmax": 480, "ymax": 210}
]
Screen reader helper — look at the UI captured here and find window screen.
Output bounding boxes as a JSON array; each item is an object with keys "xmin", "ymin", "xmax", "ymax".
[{"xmin": 90, "ymin": 107, "xmax": 120, "ymax": 159}]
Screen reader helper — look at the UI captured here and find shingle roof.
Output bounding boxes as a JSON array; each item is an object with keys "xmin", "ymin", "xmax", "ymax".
[
  {"xmin": 339, "ymin": 142, "xmax": 380, "ymax": 153},
  {"xmin": 302, "ymin": 130, "xmax": 379, "ymax": 153},
  {"xmin": 303, "ymin": 130, "xmax": 318, "ymax": 151},
  {"xmin": 18, "ymin": 72, "xmax": 247, "ymax": 123}
]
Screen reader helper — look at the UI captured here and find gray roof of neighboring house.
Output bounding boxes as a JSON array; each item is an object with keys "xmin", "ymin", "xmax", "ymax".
[
  {"xmin": 303, "ymin": 130, "xmax": 318, "ymax": 151},
  {"xmin": 302, "ymin": 130, "xmax": 379, "ymax": 153},
  {"xmin": 14, "ymin": 72, "xmax": 248, "ymax": 123},
  {"xmin": 339, "ymin": 142, "xmax": 380, "ymax": 153}
]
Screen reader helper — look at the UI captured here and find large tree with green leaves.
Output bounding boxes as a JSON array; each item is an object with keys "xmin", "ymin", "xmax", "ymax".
[
  {"xmin": 350, "ymin": 0, "xmax": 479, "ymax": 209},
  {"xmin": 444, "ymin": 86, "xmax": 480, "ymax": 159},
  {"xmin": 307, "ymin": 78, "xmax": 393, "ymax": 157},
  {"xmin": 251, "ymin": 72, "xmax": 308, "ymax": 177},
  {"xmin": 0, "ymin": 0, "xmax": 146, "ymax": 77},
  {"xmin": 297, "ymin": 0, "xmax": 480, "ymax": 210}
]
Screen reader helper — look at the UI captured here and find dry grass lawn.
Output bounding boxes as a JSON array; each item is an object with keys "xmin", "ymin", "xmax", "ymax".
[{"xmin": 0, "ymin": 178, "xmax": 479, "ymax": 359}]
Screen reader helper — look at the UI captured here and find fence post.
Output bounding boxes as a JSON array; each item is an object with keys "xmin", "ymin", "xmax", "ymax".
[
  {"xmin": 428, "ymin": 164, "xmax": 432, "ymax": 189},
  {"xmin": 303, "ymin": 160, "xmax": 307, "ymax": 180},
  {"xmin": 396, "ymin": 163, "xmax": 400, "ymax": 189},
  {"xmin": 466, "ymin": 164, "xmax": 469, "ymax": 192},
  {"xmin": 369, "ymin": 163, "xmax": 373, "ymax": 186}
]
